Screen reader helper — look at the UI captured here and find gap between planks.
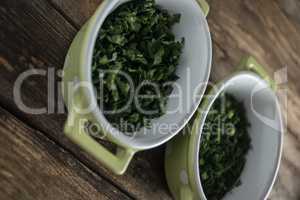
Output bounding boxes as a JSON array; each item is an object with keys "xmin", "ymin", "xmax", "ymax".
[{"xmin": 0, "ymin": 104, "xmax": 133, "ymax": 200}]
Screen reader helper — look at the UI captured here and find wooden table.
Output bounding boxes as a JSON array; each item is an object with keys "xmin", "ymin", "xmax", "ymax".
[{"xmin": 0, "ymin": 0, "xmax": 299, "ymax": 199}]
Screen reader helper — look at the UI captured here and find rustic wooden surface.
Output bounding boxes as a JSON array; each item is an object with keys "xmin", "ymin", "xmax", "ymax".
[
  {"xmin": 0, "ymin": 106, "xmax": 131, "ymax": 200},
  {"xmin": 0, "ymin": 0, "xmax": 299, "ymax": 199}
]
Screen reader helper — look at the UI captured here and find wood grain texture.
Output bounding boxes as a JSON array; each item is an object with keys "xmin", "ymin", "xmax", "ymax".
[
  {"xmin": 48, "ymin": 0, "xmax": 102, "ymax": 27},
  {"xmin": 0, "ymin": 0, "xmax": 171, "ymax": 199},
  {"xmin": 0, "ymin": 105, "xmax": 131, "ymax": 200},
  {"xmin": 0, "ymin": 0, "xmax": 300, "ymax": 199}
]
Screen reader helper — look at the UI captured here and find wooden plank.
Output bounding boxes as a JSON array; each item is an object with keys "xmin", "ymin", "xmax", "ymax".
[
  {"xmin": 0, "ymin": 0, "xmax": 300, "ymax": 199},
  {"xmin": 0, "ymin": 1, "xmax": 172, "ymax": 199},
  {"xmin": 207, "ymin": 0, "xmax": 300, "ymax": 83},
  {"xmin": 0, "ymin": 105, "xmax": 131, "ymax": 200},
  {"xmin": 48, "ymin": 0, "xmax": 102, "ymax": 28}
]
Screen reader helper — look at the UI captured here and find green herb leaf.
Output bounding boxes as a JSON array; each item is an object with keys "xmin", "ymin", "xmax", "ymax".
[
  {"xmin": 92, "ymin": 0, "xmax": 184, "ymax": 133},
  {"xmin": 199, "ymin": 94, "xmax": 251, "ymax": 200}
]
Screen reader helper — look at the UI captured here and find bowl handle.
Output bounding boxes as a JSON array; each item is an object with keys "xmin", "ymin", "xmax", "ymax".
[
  {"xmin": 64, "ymin": 107, "xmax": 136, "ymax": 175},
  {"xmin": 239, "ymin": 56, "xmax": 277, "ymax": 91},
  {"xmin": 196, "ymin": 0, "xmax": 210, "ymax": 17},
  {"xmin": 180, "ymin": 186, "xmax": 194, "ymax": 200}
]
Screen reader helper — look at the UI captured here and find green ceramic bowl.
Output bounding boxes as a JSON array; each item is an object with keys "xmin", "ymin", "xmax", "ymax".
[
  {"xmin": 62, "ymin": 0, "xmax": 211, "ymax": 175},
  {"xmin": 165, "ymin": 57, "xmax": 283, "ymax": 200}
]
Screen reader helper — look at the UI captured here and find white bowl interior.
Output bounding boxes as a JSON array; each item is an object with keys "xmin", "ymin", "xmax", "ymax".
[
  {"xmin": 223, "ymin": 74, "xmax": 282, "ymax": 200},
  {"xmin": 197, "ymin": 73, "xmax": 283, "ymax": 200},
  {"xmin": 94, "ymin": 0, "xmax": 212, "ymax": 149}
]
